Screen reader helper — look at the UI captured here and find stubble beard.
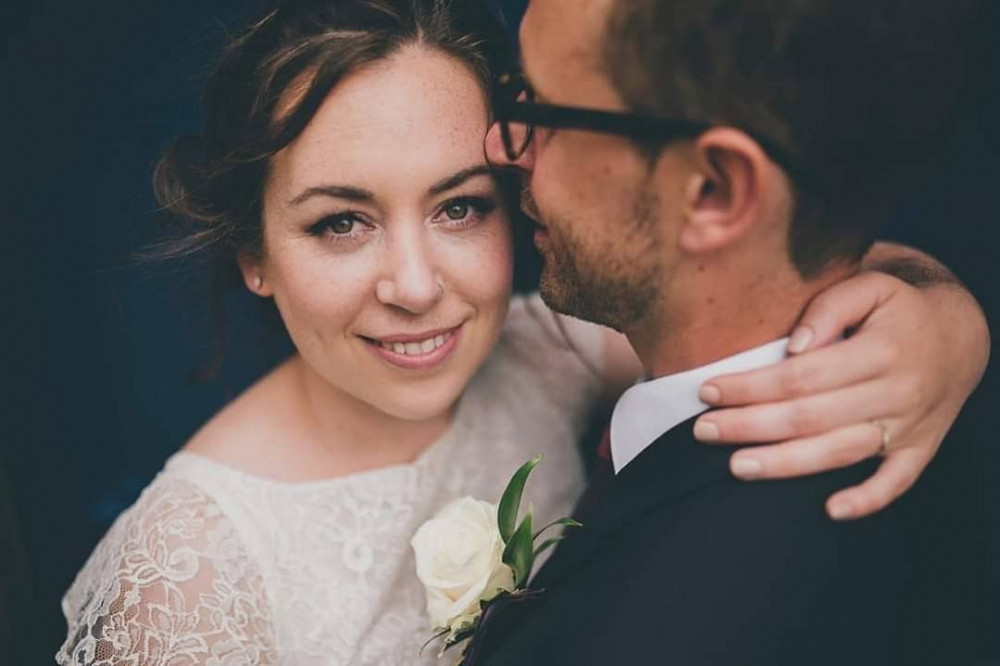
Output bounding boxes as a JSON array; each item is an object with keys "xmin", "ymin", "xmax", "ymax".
[{"xmin": 534, "ymin": 189, "xmax": 663, "ymax": 333}]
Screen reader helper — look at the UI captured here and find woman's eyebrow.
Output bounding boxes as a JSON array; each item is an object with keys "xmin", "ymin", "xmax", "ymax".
[
  {"xmin": 428, "ymin": 165, "xmax": 493, "ymax": 196},
  {"xmin": 288, "ymin": 184, "xmax": 373, "ymax": 206},
  {"xmin": 287, "ymin": 165, "xmax": 492, "ymax": 207}
]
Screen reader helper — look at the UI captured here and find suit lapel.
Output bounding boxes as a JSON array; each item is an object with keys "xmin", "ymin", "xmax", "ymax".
[
  {"xmin": 470, "ymin": 415, "xmax": 736, "ymax": 665},
  {"xmin": 531, "ymin": 414, "xmax": 734, "ymax": 592}
]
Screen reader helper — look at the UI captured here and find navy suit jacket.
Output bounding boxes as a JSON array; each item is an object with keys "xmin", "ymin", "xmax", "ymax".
[{"xmin": 467, "ymin": 415, "xmax": 971, "ymax": 666}]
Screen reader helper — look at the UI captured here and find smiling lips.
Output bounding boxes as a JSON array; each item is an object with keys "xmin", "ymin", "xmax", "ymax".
[
  {"xmin": 378, "ymin": 332, "xmax": 452, "ymax": 356},
  {"xmin": 365, "ymin": 327, "xmax": 461, "ymax": 370}
]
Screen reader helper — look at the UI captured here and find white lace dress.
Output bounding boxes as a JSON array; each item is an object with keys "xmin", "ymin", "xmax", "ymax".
[{"xmin": 57, "ymin": 295, "xmax": 604, "ymax": 666}]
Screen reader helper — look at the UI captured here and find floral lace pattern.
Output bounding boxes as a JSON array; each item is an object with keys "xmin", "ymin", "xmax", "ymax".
[
  {"xmin": 58, "ymin": 295, "xmax": 602, "ymax": 665},
  {"xmin": 57, "ymin": 480, "xmax": 276, "ymax": 665}
]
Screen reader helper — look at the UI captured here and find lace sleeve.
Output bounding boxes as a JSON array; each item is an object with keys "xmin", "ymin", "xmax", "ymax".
[{"xmin": 56, "ymin": 478, "xmax": 276, "ymax": 665}]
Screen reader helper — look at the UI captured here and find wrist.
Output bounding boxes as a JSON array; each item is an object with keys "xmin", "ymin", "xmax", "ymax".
[
  {"xmin": 925, "ymin": 283, "xmax": 991, "ymax": 390},
  {"xmin": 861, "ymin": 240, "xmax": 959, "ymax": 290}
]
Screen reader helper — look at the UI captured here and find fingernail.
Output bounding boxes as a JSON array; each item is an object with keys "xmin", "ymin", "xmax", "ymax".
[
  {"xmin": 699, "ymin": 384, "xmax": 722, "ymax": 404},
  {"xmin": 828, "ymin": 500, "xmax": 855, "ymax": 521},
  {"xmin": 731, "ymin": 456, "xmax": 763, "ymax": 479},
  {"xmin": 787, "ymin": 326, "xmax": 813, "ymax": 354},
  {"xmin": 693, "ymin": 420, "xmax": 720, "ymax": 442}
]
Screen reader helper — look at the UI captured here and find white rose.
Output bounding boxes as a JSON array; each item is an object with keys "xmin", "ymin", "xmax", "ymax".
[{"xmin": 411, "ymin": 497, "xmax": 516, "ymax": 629}]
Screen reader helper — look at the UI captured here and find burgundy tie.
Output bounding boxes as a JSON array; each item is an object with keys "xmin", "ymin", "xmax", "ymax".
[{"xmin": 572, "ymin": 425, "xmax": 615, "ymax": 522}]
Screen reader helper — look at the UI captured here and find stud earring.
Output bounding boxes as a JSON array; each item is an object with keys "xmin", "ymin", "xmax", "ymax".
[{"xmin": 253, "ymin": 276, "xmax": 264, "ymax": 290}]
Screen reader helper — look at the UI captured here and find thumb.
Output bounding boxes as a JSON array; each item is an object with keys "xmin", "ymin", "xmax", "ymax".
[{"xmin": 788, "ymin": 272, "xmax": 902, "ymax": 354}]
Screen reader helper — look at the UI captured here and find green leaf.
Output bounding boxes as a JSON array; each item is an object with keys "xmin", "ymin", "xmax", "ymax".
[
  {"xmin": 533, "ymin": 517, "xmax": 583, "ymax": 540},
  {"xmin": 497, "ymin": 455, "xmax": 542, "ymax": 543},
  {"xmin": 533, "ymin": 536, "xmax": 564, "ymax": 559},
  {"xmin": 502, "ymin": 512, "xmax": 535, "ymax": 587},
  {"xmin": 443, "ymin": 622, "xmax": 479, "ymax": 652},
  {"xmin": 419, "ymin": 628, "xmax": 450, "ymax": 656}
]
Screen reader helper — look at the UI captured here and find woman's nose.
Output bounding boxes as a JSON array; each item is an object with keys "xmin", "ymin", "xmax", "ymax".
[{"xmin": 374, "ymin": 234, "xmax": 443, "ymax": 314}]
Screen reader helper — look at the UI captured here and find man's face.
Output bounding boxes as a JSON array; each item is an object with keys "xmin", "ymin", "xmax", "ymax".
[{"xmin": 485, "ymin": 0, "xmax": 679, "ymax": 332}]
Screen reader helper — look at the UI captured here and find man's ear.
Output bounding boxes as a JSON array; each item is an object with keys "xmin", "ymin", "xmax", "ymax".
[
  {"xmin": 674, "ymin": 127, "xmax": 770, "ymax": 255},
  {"xmin": 237, "ymin": 252, "xmax": 273, "ymax": 297}
]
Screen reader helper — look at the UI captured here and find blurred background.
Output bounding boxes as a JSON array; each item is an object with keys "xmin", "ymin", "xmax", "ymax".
[{"xmin": 2, "ymin": 0, "xmax": 996, "ymax": 663}]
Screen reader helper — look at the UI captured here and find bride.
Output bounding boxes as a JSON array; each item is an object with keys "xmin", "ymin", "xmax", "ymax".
[{"xmin": 57, "ymin": 1, "xmax": 989, "ymax": 664}]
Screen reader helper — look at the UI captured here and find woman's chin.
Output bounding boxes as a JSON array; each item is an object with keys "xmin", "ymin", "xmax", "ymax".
[{"xmin": 373, "ymin": 383, "xmax": 465, "ymax": 423}]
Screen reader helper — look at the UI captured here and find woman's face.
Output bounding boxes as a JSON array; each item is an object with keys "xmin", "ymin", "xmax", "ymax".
[{"xmin": 245, "ymin": 46, "xmax": 513, "ymax": 421}]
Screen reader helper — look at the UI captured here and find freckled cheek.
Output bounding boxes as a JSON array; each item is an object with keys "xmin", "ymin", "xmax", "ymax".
[
  {"xmin": 441, "ymin": 226, "xmax": 514, "ymax": 314},
  {"xmin": 270, "ymin": 254, "xmax": 378, "ymax": 342}
]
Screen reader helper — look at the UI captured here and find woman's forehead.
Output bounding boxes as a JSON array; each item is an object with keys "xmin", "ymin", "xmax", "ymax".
[{"xmin": 271, "ymin": 47, "xmax": 490, "ymax": 198}]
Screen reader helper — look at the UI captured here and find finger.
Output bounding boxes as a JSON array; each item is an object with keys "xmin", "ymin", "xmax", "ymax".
[
  {"xmin": 695, "ymin": 381, "xmax": 896, "ymax": 444},
  {"xmin": 787, "ymin": 272, "xmax": 902, "ymax": 354},
  {"xmin": 728, "ymin": 423, "xmax": 885, "ymax": 480},
  {"xmin": 824, "ymin": 448, "xmax": 929, "ymax": 520},
  {"xmin": 699, "ymin": 335, "xmax": 890, "ymax": 406}
]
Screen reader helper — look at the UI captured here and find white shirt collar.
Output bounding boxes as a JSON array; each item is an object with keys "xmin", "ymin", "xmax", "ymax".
[{"xmin": 610, "ymin": 338, "xmax": 789, "ymax": 474}]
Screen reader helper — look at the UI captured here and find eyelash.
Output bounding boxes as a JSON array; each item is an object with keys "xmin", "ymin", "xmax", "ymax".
[
  {"xmin": 307, "ymin": 212, "xmax": 370, "ymax": 241},
  {"xmin": 307, "ymin": 196, "xmax": 497, "ymax": 243},
  {"xmin": 434, "ymin": 196, "xmax": 497, "ymax": 229}
]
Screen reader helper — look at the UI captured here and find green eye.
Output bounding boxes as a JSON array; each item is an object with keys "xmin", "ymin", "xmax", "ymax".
[
  {"xmin": 445, "ymin": 202, "xmax": 469, "ymax": 220},
  {"xmin": 329, "ymin": 217, "xmax": 355, "ymax": 234},
  {"xmin": 308, "ymin": 213, "xmax": 367, "ymax": 241}
]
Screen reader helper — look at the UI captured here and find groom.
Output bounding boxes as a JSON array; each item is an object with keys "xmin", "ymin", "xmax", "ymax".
[{"xmin": 473, "ymin": 0, "xmax": 974, "ymax": 664}]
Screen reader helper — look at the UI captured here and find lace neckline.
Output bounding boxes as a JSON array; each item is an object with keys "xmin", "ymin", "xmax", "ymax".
[{"xmin": 167, "ymin": 389, "xmax": 473, "ymax": 491}]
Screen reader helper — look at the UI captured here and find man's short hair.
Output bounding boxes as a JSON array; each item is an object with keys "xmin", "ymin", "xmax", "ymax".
[{"xmin": 603, "ymin": 0, "xmax": 975, "ymax": 276}]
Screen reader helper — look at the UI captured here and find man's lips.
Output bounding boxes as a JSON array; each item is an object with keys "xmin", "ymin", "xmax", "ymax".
[
  {"xmin": 524, "ymin": 209, "xmax": 549, "ymax": 248},
  {"xmin": 534, "ymin": 226, "xmax": 550, "ymax": 250},
  {"xmin": 519, "ymin": 205, "xmax": 548, "ymax": 238}
]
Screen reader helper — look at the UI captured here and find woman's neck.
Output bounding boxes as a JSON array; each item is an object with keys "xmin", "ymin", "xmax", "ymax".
[
  {"xmin": 184, "ymin": 354, "xmax": 458, "ymax": 482},
  {"xmin": 287, "ymin": 355, "xmax": 456, "ymax": 476}
]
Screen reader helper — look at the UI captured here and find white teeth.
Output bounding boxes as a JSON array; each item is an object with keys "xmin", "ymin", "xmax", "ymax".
[{"xmin": 378, "ymin": 331, "xmax": 454, "ymax": 356}]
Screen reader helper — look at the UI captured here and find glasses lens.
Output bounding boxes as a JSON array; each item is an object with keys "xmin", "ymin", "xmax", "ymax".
[{"xmin": 497, "ymin": 72, "xmax": 533, "ymax": 161}]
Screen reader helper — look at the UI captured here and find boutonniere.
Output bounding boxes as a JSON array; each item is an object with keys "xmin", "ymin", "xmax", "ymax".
[{"xmin": 411, "ymin": 455, "xmax": 581, "ymax": 661}]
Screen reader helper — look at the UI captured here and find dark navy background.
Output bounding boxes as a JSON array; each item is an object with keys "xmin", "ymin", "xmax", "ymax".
[{"xmin": 2, "ymin": 1, "xmax": 996, "ymax": 663}]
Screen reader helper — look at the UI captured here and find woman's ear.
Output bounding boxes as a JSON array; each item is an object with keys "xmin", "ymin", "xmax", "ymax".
[
  {"xmin": 237, "ymin": 252, "xmax": 273, "ymax": 297},
  {"xmin": 675, "ymin": 127, "xmax": 770, "ymax": 255}
]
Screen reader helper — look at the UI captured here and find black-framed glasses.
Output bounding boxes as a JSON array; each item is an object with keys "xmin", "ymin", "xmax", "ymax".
[
  {"xmin": 493, "ymin": 71, "xmax": 710, "ymax": 162},
  {"xmin": 492, "ymin": 70, "xmax": 805, "ymax": 180}
]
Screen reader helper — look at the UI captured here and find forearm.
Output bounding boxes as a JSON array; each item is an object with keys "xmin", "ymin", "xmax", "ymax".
[{"xmin": 864, "ymin": 241, "xmax": 962, "ymax": 288}]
